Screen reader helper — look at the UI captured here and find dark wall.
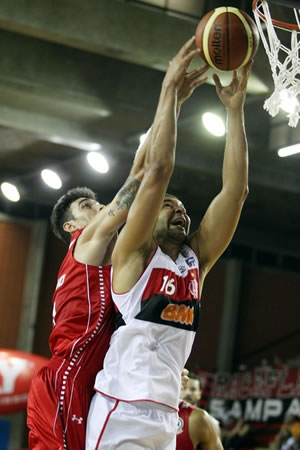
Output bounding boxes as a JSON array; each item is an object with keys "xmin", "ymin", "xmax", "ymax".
[
  {"xmin": 235, "ymin": 264, "xmax": 300, "ymax": 368},
  {"xmin": 33, "ymin": 231, "xmax": 67, "ymax": 357},
  {"xmin": 0, "ymin": 220, "xmax": 32, "ymax": 348},
  {"xmin": 187, "ymin": 260, "xmax": 226, "ymax": 372}
]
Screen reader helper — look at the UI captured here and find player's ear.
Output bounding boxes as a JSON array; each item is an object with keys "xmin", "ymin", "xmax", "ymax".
[{"xmin": 63, "ymin": 220, "xmax": 77, "ymax": 234}]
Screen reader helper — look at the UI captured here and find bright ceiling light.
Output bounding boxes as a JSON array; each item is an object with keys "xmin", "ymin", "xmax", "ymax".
[
  {"xmin": 48, "ymin": 136, "xmax": 101, "ymax": 152},
  {"xmin": 278, "ymin": 143, "xmax": 300, "ymax": 158},
  {"xmin": 1, "ymin": 182, "xmax": 20, "ymax": 202},
  {"xmin": 202, "ymin": 112, "xmax": 225, "ymax": 137},
  {"xmin": 279, "ymin": 90, "xmax": 299, "ymax": 114},
  {"xmin": 41, "ymin": 169, "xmax": 62, "ymax": 189},
  {"xmin": 87, "ymin": 152, "xmax": 109, "ymax": 173}
]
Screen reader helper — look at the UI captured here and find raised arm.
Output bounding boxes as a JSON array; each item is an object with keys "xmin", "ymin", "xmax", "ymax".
[
  {"xmin": 188, "ymin": 60, "xmax": 252, "ymax": 274},
  {"xmin": 75, "ymin": 56, "xmax": 210, "ymax": 266},
  {"xmin": 112, "ymin": 38, "xmax": 207, "ymax": 290}
]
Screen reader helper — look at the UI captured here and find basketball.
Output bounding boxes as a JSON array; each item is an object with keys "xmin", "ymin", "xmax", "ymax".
[{"xmin": 195, "ymin": 7, "xmax": 259, "ymax": 71}]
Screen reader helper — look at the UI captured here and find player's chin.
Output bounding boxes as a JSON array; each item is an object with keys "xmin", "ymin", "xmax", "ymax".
[{"xmin": 170, "ymin": 229, "xmax": 186, "ymax": 243}]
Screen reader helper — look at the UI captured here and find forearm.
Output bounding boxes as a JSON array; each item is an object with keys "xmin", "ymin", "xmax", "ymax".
[
  {"xmin": 110, "ymin": 175, "xmax": 141, "ymax": 215},
  {"xmin": 132, "ymin": 85, "xmax": 177, "ymax": 179},
  {"xmin": 222, "ymin": 107, "xmax": 248, "ymax": 199},
  {"xmin": 145, "ymin": 81, "xmax": 177, "ymax": 170},
  {"xmin": 130, "ymin": 127, "xmax": 152, "ymax": 181}
]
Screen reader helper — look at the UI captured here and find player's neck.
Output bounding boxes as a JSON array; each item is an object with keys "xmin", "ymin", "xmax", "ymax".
[{"xmin": 157, "ymin": 240, "xmax": 181, "ymax": 261}]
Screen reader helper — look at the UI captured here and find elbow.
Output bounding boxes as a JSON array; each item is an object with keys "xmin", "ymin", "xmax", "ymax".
[
  {"xmin": 147, "ymin": 161, "xmax": 174, "ymax": 181},
  {"xmin": 224, "ymin": 182, "xmax": 249, "ymax": 204},
  {"xmin": 144, "ymin": 152, "xmax": 175, "ymax": 180}
]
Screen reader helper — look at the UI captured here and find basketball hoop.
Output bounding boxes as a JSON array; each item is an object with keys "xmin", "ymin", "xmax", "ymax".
[{"xmin": 252, "ymin": 0, "xmax": 300, "ymax": 127}]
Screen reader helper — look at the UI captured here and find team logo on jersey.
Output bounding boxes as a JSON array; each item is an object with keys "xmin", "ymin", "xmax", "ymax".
[
  {"xmin": 188, "ymin": 279, "xmax": 198, "ymax": 299},
  {"xmin": 161, "ymin": 304, "xmax": 194, "ymax": 326},
  {"xmin": 56, "ymin": 274, "xmax": 66, "ymax": 289},
  {"xmin": 176, "ymin": 416, "xmax": 184, "ymax": 435},
  {"xmin": 185, "ymin": 256, "xmax": 195, "ymax": 267}
]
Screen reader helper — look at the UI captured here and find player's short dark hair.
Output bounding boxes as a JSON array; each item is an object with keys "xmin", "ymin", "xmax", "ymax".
[{"xmin": 50, "ymin": 186, "xmax": 97, "ymax": 245}]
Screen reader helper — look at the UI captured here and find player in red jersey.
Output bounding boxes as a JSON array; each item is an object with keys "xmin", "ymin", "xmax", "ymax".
[
  {"xmin": 177, "ymin": 401, "xmax": 223, "ymax": 450},
  {"xmin": 177, "ymin": 373, "xmax": 223, "ymax": 450},
  {"xmin": 27, "ymin": 37, "xmax": 209, "ymax": 450},
  {"xmin": 86, "ymin": 36, "xmax": 252, "ymax": 447}
]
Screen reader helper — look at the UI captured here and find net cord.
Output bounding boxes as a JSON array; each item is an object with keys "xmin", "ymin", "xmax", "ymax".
[{"xmin": 253, "ymin": 1, "xmax": 300, "ymax": 126}]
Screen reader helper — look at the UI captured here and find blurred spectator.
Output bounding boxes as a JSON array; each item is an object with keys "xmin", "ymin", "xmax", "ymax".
[
  {"xmin": 260, "ymin": 357, "xmax": 272, "ymax": 370},
  {"xmin": 222, "ymin": 416, "xmax": 261, "ymax": 450},
  {"xmin": 269, "ymin": 414, "xmax": 300, "ymax": 450},
  {"xmin": 273, "ymin": 354, "xmax": 288, "ymax": 371},
  {"xmin": 218, "ymin": 401, "xmax": 233, "ymax": 428}
]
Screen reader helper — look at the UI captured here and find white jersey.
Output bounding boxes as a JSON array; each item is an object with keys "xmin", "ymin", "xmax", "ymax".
[{"xmin": 94, "ymin": 244, "xmax": 201, "ymax": 410}]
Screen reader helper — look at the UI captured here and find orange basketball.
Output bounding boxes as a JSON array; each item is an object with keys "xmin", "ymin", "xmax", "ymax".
[{"xmin": 195, "ymin": 7, "xmax": 259, "ymax": 71}]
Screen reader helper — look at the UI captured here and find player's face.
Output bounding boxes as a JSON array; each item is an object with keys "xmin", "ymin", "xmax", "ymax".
[
  {"xmin": 70, "ymin": 197, "xmax": 104, "ymax": 227},
  {"xmin": 154, "ymin": 195, "xmax": 191, "ymax": 243},
  {"xmin": 181, "ymin": 378, "xmax": 202, "ymax": 406}
]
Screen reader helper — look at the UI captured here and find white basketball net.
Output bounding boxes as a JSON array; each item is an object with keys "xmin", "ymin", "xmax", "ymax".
[{"xmin": 253, "ymin": 1, "xmax": 300, "ymax": 127}]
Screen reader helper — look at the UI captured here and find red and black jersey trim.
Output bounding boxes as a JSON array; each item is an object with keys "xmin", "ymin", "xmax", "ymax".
[{"xmin": 135, "ymin": 294, "xmax": 200, "ymax": 331}]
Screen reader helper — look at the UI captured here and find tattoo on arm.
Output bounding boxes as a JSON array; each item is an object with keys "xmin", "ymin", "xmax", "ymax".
[{"xmin": 109, "ymin": 176, "xmax": 140, "ymax": 216}]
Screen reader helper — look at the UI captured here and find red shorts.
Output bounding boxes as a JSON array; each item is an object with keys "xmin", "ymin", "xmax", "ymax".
[{"xmin": 27, "ymin": 356, "xmax": 95, "ymax": 450}]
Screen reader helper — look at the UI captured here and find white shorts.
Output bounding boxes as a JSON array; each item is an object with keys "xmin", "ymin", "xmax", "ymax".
[{"xmin": 86, "ymin": 392, "xmax": 178, "ymax": 450}]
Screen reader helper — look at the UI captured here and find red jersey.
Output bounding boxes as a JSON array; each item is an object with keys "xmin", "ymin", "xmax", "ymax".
[
  {"xmin": 49, "ymin": 228, "xmax": 115, "ymax": 380},
  {"xmin": 27, "ymin": 228, "xmax": 115, "ymax": 449},
  {"xmin": 177, "ymin": 400, "xmax": 195, "ymax": 450}
]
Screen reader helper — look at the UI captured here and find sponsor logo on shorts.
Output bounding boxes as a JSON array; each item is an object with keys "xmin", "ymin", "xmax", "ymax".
[
  {"xmin": 72, "ymin": 414, "xmax": 83, "ymax": 424},
  {"xmin": 176, "ymin": 416, "xmax": 184, "ymax": 434}
]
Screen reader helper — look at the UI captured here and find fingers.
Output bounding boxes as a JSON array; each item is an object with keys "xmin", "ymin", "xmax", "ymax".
[
  {"xmin": 185, "ymin": 65, "xmax": 209, "ymax": 82},
  {"xmin": 181, "ymin": 368, "xmax": 190, "ymax": 389},
  {"xmin": 184, "ymin": 66, "xmax": 209, "ymax": 92},
  {"xmin": 212, "ymin": 73, "xmax": 222, "ymax": 90},
  {"xmin": 179, "ymin": 36, "xmax": 202, "ymax": 68},
  {"xmin": 180, "ymin": 36, "xmax": 197, "ymax": 54}
]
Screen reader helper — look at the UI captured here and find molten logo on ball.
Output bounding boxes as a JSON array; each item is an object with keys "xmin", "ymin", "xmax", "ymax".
[
  {"xmin": 211, "ymin": 24, "xmax": 223, "ymax": 67},
  {"xmin": 195, "ymin": 6, "xmax": 259, "ymax": 71}
]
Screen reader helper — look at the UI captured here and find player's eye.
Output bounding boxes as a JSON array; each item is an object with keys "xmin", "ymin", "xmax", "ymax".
[{"xmin": 82, "ymin": 203, "xmax": 91, "ymax": 209}]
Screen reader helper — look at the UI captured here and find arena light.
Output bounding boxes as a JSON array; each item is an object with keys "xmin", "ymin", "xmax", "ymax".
[
  {"xmin": 48, "ymin": 136, "xmax": 101, "ymax": 152},
  {"xmin": 202, "ymin": 112, "xmax": 225, "ymax": 137},
  {"xmin": 41, "ymin": 169, "xmax": 62, "ymax": 189},
  {"xmin": 87, "ymin": 152, "xmax": 109, "ymax": 173},
  {"xmin": 1, "ymin": 182, "xmax": 20, "ymax": 202},
  {"xmin": 278, "ymin": 143, "xmax": 300, "ymax": 158}
]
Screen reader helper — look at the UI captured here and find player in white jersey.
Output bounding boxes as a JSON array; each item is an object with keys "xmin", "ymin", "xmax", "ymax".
[{"xmin": 86, "ymin": 35, "xmax": 253, "ymax": 449}]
